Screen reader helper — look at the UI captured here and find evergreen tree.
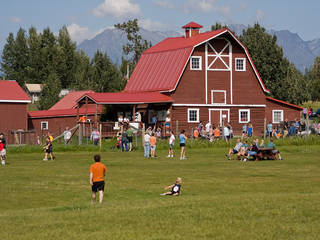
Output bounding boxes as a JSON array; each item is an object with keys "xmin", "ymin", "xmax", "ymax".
[
  {"xmin": 72, "ymin": 50, "xmax": 92, "ymax": 90},
  {"xmin": 211, "ymin": 22, "xmax": 228, "ymax": 31},
  {"xmin": 57, "ymin": 26, "xmax": 77, "ymax": 88},
  {"xmin": 26, "ymin": 26, "xmax": 42, "ymax": 83},
  {"xmin": 89, "ymin": 51, "xmax": 121, "ymax": 92},
  {"xmin": 1, "ymin": 33, "xmax": 16, "ymax": 80},
  {"xmin": 305, "ymin": 56, "xmax": 320, "ymax": 101},
  {"xmin": 38, "ymin": 72, "xmax": 62, "ymax": 110},
  {"xmin": 13, "ymin": 28, "xmax": 29, "ymax": 85}
]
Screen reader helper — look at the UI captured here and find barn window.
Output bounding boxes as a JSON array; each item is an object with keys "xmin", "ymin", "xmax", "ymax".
[
  {"xmin": 190, "ymin": 56, "xmax": 202, "ymax": 70},
  {"xmin": 41, "ymin": 121, "xmax": 48, "ymax": 130},
  {"xmin": 188, "ymin": 108, "xmax": 199, "ymax": 123},
  {"xmin": 272, "ymin": 110, "xmax": 283, "ymax": 123},
  {"xmin": 239, "ymin": 109, "xmax": 250, "ymax": 123},
  {"xmin": 235, "ymin": 58, "xmax": 246, "ymax": 71}
]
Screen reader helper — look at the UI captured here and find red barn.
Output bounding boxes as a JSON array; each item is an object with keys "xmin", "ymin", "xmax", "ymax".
[
  {"xmin": 118, "ymin": 22, "xmax": 302, "ymax": 135},
  {"xmin": 0, "ymin": 80, "xmax": 31, "ymax": 143},
  {"xmin": 28, "ymin": 90, "xmax": 101, "ymax": 138}
]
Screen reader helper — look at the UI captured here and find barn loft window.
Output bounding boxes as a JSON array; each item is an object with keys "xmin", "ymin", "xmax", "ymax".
[
  {"xmin": 190, "ymin": 56, "xmax": 202, "ymax": 70},
  {"xmin": 188, "ymin": 108, "xmax": 199, "ymax": 123},
  {"xmin": 41, "ymin": 121, "xmax": 48, "ymax": 130},
  {"xmin": 235, "ymin": 58, "xmax": 246, "ymax": 71},
  {"xmin": 239, "ymin": 109, "xmax": 250, "ymax": 123},
  {"xmin": 272, "ymin": 110, "xmax": 283, "ymax": 123}
]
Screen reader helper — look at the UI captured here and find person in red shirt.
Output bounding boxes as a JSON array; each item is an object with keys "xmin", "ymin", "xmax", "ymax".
[
  {"xmin": 0, "ymin": 139, "xmax": 5, "ymax": 165},
  {"xmin": 89, "ymin": 154, "xmax": 107, "ymax": 204}
]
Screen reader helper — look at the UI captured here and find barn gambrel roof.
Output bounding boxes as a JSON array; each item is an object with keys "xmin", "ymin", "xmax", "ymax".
[{"xmin": 124, "ymin": 28, "xmax": 270, "ymax": 94}]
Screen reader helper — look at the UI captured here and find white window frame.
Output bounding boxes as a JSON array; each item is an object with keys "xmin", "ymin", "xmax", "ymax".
[
  {"xmin": 235, "ymin": 58, "xmax": 246, "ymax": 71},
  {"xmin": 190, "ymin": 56, "xmax": 202, "ymax": 70},
  {"xmin": 272, "ymin": 110, "xmax": 283, "ymax": 124},
  {"xmin": 188, "ymin": 108, "xmax": 200, "ymax": 123},
  {"xmin": 238, "ymin": 109, "xmax": 250, "ymax": 123},
  {"xmin": 211, "ymin": 90, "xmax": 226, "ymax": 105},
  {"xmin": 41, "ymin": 121, "xmax": 48, "ymax": 130}
]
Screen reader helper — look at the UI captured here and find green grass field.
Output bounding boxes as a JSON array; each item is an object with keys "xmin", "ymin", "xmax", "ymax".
[{"xmin": 1, "ymin": 144, "xmax": 320, "ymax": 240}]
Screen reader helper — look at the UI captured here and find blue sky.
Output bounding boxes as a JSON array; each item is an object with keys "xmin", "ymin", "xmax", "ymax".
[{"xmin": 1, "ymin": 0, "xmax": 319, "ymax": 50}]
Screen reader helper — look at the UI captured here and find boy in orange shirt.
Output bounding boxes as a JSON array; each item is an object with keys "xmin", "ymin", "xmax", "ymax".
[
  {"xmin": 89, "ymin": 154, "xmax": 107, "ymax": 204},
  {"xmin": 150, "ymin": 133, "xmax": 157, "ymax": 158}
]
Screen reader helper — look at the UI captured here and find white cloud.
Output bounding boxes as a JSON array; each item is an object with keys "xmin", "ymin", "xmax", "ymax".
[
  {"xmin": 92, "ymin": 0, "xmax": 141, "ymax": 18},
  {"xmin": 153, "ymin": 0, "xmax": 174, "ymax": 9},
  {"xmin": 9, "ymin": 16, "xmax": 21, "ymax": 23},
  {"xmin": 67, "ymin": 23, "xmax": 106, "ymax": 44},
  {"xmin": 183, "ymin": 0, "xmax": 231, "ymax": 16},
  {"xmin": 256, "ymin": 9, "xmax": 265, "ymax": 22}
]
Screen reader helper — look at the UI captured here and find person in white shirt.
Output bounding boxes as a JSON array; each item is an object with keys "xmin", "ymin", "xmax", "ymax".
[
  {"xmin": 63, "ymin": 127, "xmax": 72, "ymax": 145},
  {"xmin": 223, "ymin": 126, "xmax": 230, "ymax": 142},
  {"xmin": 144, "ymin": 132, "xmax": 151, "ymax": 158},
  {"xmin": 167, "ymin": 131, "xmax": 175, "ymax": 158},
  {"xmin": 205, "ymin": 121, "xmax": 211, "ymax": 135}
]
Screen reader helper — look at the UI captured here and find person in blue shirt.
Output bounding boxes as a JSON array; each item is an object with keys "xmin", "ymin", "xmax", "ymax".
[
  {"xmin": 247, "ymin": 122, "xmax": 253, "ymax": 137},
  {"xmin": 179, "ymin": 130, "xmax": 187, "ymax": 160},
  {"xmin": 242, "ymin": 124, "xmax": 247, "ymax": 139},
  {"xmin": 267, "ymin": 122, "xmax": 273, "ymax": 137},
  {"xmin": 267, "ymin": 138, "xmax": 282, "ymax": 160}
]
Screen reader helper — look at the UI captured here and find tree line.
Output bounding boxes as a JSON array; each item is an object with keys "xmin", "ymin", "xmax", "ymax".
[
  {"xmin": 0, "ymin": 26, "xmax": 124, "ymax": 110},
  {"xmin": 1, "ymin": 20, "xmax": 319, "ymax": 110}
]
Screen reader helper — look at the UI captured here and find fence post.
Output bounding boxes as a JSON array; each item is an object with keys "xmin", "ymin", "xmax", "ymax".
[
  {"xmin": 142, "ymin": 123, "xmax": 145, "ymax": 146},
  {"xmin": 175, "ymin": 120, "xmax": 179, "ymax": 136},
  {"xmin": 263, "ymin": 118, "xmax": 266, "ymax": 140},
  {"xmin": 99, "ymin": 124, "xmax": 102, "ymax": 150},
  {"xmin": 78, "ymin": 124, "xmax": 82, "ymax": 145}
]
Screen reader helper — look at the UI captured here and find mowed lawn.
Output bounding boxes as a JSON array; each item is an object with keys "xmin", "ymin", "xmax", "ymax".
[{"xmin": 0, "ymin": 145, "xmax": 320, "ymax": 240}]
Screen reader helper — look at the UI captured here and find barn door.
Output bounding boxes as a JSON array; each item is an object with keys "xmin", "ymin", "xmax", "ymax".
[{"xmin": 209, "ymin": 109, "xmax": 230, "ymax": 127}]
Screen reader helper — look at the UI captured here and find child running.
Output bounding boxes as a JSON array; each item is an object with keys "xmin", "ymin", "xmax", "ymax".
[
  {"xmin": 150, "ymin": 133, "xmax": 157, "ymax": 158},
  {"xmin": 167, "ymin": 131, "xmax": 175, "ymax": 158},
  {"xmin": 160, "ymin": 178, "xmax": 182, "ymax": 196}
]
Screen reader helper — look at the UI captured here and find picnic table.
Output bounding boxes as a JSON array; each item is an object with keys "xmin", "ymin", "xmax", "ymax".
[{"xmin": 256, "ymin": 148, "xmax": 277, "ymax": 160}]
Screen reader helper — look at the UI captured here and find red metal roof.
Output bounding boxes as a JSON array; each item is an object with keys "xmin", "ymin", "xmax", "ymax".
[
  {"xmin": 79, "ymin": 92, "xmax": 174, "ymax": 104},
  {"xmin": 50, "ymin": 90, "xmax": 95, "ymax": 110},
  {"xmin": 0, "ymin": 80, "xmax": 31, "ymax": 103},
  {"xmin": 266, "ymin": 96, "xmax": 303, "ymax": 110},
  {"xmin": 182, "ymin": 22, "xmax": 203, "ymax": 29},
  {"xmin": 124, "ymin": 28, "xmax": 270, "ymax": 93},
  {"xmin": 28, "ymin": 106, "xmax": 100, "ymax": 119}
]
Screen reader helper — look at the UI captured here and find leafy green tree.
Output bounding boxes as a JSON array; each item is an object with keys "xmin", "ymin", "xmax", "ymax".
[
  {"xmin": 89, "ymin": 51, "xmax": 121, "ymax": 92},
  {"xmin": 239, "ymin": 23, "xmax": 308, "ymax": 103},
  {"xmin": 72, "ymin": 50, "xmax": 92, "ymax": 90},
  {"xmin": 38, "ymin": 72, "xmax": 62, "ymax": 110},
  {"xmin": 115, "ymin": 18, "xmax": 152, "ymax": 65},
  {"xmin": 305, "ymin": 57, "xmax": 320, "ymax": 101}
]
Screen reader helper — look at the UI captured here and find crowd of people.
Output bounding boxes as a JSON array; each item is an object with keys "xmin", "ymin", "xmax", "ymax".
[{"xmin": 227, "ymin": 138, "xmax": 282, "ymax": 161}]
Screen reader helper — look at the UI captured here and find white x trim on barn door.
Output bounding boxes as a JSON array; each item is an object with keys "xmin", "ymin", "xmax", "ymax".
[{"xmin": 207, "ymin": 42, "xmax": 231, "ymax": 71}]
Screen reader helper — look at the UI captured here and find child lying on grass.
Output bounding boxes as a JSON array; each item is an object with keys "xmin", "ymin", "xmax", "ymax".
[{"xmin": 161, "ymin": 178, "xmax": 182, "ymax": 196}]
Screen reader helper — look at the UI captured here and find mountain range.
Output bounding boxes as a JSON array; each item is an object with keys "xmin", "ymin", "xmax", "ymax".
[{"xmin": 78, "ymin": 24, "xmax": 320, "ymax": 73}]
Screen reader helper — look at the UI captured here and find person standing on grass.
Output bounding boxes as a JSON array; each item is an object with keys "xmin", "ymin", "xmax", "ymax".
[
  {"xmin": 0, "ymin": 139, "xmax": 5, "ymax": 165},
  {"xmin": 90, "ymin": 128, "xmax": 100, "ymax": 146},
  {"xmin": 167, "ymin": 131, "xmax": 175, "ymax": 158},
  {"xmin": 43, "ymin": 136, "xmax": 53, "ymax": 161},
  {"xmin": 121, "ymin": 128, "xmax": 128, "ymax": 152},
  {"xmin": 126, "ymin": 127, "xmax": 133, "ymax": 151},
  {"xmin": 150, "ymin": 133, "xmax": 157, "ymax": 158},
  {"xmin": 179, "ymin": 130, "xmax": 187, "ymax": 160},
  {"xmin": 89, "ymin": 154, "xmax": 107, "ymax": 204},
  {"xmin": 247, "ymin": 122, "xmax": 253, "ymax": 137},
  {"xmin": 0, "ymin": 133, "xmax": 7, "ymax": 165},
  {"xmin": 144, "ymin": 131, "xmax": 151, "ymax": 158},
  {"xmin": 63, "ymin": 127, "xmax": 72, "ymax": 145}
]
